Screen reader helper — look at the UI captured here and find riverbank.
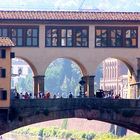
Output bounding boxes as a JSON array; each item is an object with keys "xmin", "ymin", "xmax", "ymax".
[{"xmin": 7, "ymin": 126, "xmax": 139, "ymax": 140}]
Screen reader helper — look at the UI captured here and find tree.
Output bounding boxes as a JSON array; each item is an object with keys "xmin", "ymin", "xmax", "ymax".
[{"xmin": 45, "ymin": 58, "xmax": 82, "ymax": 96}]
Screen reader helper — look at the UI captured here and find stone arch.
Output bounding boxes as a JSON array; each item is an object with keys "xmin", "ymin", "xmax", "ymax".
[
  {"xmin": 44, "ymin": 57, "xmax": 88, "ymax": 97},
  {"xmin": 1, "ymin": 99, "xmax": 140, "ymax": 135},
  {"xmin": 96, "ymin": 57, "xmax": 136, "ymax": 77},
  {"xmin": 44, "ymin": 57, "xmax": 88, "ymax": 76},
  {"xmin": 11, "ymin": 57, "xmax": 36, "ymax": 94}
]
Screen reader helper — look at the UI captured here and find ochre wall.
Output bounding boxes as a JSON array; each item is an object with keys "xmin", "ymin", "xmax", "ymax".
[
  {"xmin": 0, "ymin": 47, "xmax": 11, "ymax": 107},
  {"xmin": 12, "ymin": 24, "xmax": 139, "ymax": 76}
]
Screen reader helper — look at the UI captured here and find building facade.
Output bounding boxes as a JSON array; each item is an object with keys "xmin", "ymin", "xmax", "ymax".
[
  {"xmin": 0, "ymin": 11, "xmax": 140, "ymax": 102},
  {"xmin": 100, "ymin": 58, "xmax": 129, "ymax": 98},
  {"xmin": 0, "ymin": 37, "xmax": 14, "ymax": 107}
]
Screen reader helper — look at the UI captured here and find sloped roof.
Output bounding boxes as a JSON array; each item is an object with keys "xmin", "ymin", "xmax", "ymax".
[
  {"xmin": 0, "ymin": 37, "xmax": 15, "ymax": 47},
  {"xmin": 0, "ymin": 11, "xmax": 139, "ymax": 21}
]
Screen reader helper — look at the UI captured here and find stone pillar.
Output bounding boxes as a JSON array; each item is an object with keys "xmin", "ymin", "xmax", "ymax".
[
  {"xmin": 81, "ymin": 76, "xmax": 88, "ymax": 93},
  {"xmin": 88, "ymin": 75, "xmax": 95, "ymax": 97},
  {"xmin": 137, "ymin": 58, "xmax": 140, "ymax": 98},
  {"xmin": 137, "ymin": 70, "xmax": 140, "ymax": 98},
  {"xmin": 34, "ymin": 75, "xmax": 45, "ymax": 98},
  {"xmin": 81, "ymin": 75, "xmax": 95, "ymax": 97}
]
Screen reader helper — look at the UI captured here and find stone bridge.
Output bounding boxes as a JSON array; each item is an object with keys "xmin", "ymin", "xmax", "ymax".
[{"xmin": 0, "ymin": 98, "xmax": 140, "ymax": 135}]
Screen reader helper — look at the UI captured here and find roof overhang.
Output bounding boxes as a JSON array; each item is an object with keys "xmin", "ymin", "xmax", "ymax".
[{"xmin": 0, "ymin": 37, "xmax": 15, "ymax": 47}]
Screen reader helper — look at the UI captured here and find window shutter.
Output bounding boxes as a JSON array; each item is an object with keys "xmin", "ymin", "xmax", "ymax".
[
  {"xmin": 1, "ymin": 49, "xmax": 6, "ymax": 58},
  {"xmin": 10, "ymin": 52, "xmax": 15, "ymax": 58},
  {"xmin": 0, "ymin": 90, "xmax": 7, "ymax": 100},
  {"xmin": 0, "ymin": 69, "xmax": 6, "ymax": 78}
]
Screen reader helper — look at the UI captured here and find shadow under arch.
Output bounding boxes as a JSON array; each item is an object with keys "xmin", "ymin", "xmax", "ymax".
[{"xmin": 14, "ymin": 56, "xmax": 38, "ymax": 76}]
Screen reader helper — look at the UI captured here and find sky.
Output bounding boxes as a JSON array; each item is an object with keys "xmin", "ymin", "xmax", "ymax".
[{"xmin": 0, "ymin": 0, "xmax": 140, "ymax": 12}]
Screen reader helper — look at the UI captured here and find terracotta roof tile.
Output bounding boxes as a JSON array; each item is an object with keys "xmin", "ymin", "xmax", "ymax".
[
  {"xmin": 0, "ymin": 11, "xmax": 139, "ymax": 21},
  {"xmin": 0, "ymin": 37, "xmax": 15, "ymax": 47}
]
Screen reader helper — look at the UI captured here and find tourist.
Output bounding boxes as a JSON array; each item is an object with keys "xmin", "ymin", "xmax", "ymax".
[
  {"xmin": 15, "ymin": 92, "xmax": 20, "ymax": 99},
  {"xmin": 29, "ymin": 93, "xmax": 32, "ymax": 99},
  {"xmin": 39, "ymin": 91, "xmax": 43, "ymax": 98},
  {"xmin": 115, "ymin": 94, "xmax": 121, "ymax": 99},
  {"xmin": 69, "ymin": 92, "xmax": 73, "ymax": 98},
  {"xmin": 45, "ymin": 92, "xmax": 50, "ymax": 99},
  {"xmin": 20, "ymin": 92, "xmax": 23, "ymax": 99},
  {"xmin": 24, "ymin": 92, "xmax": 29, "ymax": 99},
  {"xmin": 53, "ymin": 94, "xmax": 56, "ymax": 99}
]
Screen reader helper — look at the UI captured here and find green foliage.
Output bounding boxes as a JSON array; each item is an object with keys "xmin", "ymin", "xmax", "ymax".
[
  {"xmin": 12, "ymin": 126, "xmax": 140, "ymax": 140},
  {"xmin": 15, "ymin": 74, "xmax": 33, "ymax": 93},
  {"xmin": 45, "ymin": 59, "xmax": 64, "ymax": 94},
  {"xmin": 61, "ymin": 119, "xmax": 68, "ymax": 129},
  {"xmin": 45, "ymin": 58, "xmax": 82, "ymax": 96},
  {"xmin": 94, "ymin": 133, "xmax": 118, "ymax": 140},
  {"xmin": 13, "ymin": 126, "xmax": 96, "ymax": 140},
  {"xmin": 119, "ymin": 135, "xmax": 140, "ymax": 140}
]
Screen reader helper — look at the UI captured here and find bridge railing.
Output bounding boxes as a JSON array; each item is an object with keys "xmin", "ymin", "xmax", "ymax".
[{"xmin": 10, "ymin": 98, "xmax": 140, "ymax": 111}]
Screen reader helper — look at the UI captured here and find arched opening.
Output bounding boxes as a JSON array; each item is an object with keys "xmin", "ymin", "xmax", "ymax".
[
  {"xmin": 11, "ymin": 58, "xmax": 34, "ymax": 98},
  {"xmin": 44, "ymin": 58, "xmax": 83, "ymax": 98},
  {"xmin": 95, "ymin": 57, "xmax": 136, "ymax": 99},
  {"xmin": 94, "ymin": 57, "xmax": 136, "ymax": 135}
]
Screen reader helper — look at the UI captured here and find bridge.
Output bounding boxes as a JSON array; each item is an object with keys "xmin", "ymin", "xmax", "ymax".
[
  {"xmin": 1, "ymin": 11, "xmax": 140, "ymax": 135},
  {"xmin": 7, "ymin": 11, "xmax": 140, "ymax": 97},
  {"xmin": 0, "ymin": 98, "xmax": 140, "ymax": 135}
]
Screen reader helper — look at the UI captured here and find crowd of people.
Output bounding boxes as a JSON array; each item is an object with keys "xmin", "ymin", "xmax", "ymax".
[
  {"xmin": 12, "ymin": 89, "xmax": 75, "ymax": 100},
  {"xmin": 14, "ymin": 91, "xmax": 33, "ymax": 99},
  {"xmin": 11, "ymin": 88, "xmax": 122, "ymax": 100},
  {"xmin": 96, "ymin": 89, "xmax": 121, "ymax": 99}
]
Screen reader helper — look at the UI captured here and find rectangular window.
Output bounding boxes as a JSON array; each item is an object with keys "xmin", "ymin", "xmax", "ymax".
[
  {"xmin": 75, "ymin": 28, "xmax": 88, "ymax": 47},
  {"xmin": 95, "ymin": 27, "xmax": 138, "ymax": 48},
  {"xmin": 0, "ymin": 90, "xmax": 7, "ymax": 100},
  {"xmin": 46, "ymin": 27, "xmax": 58, "ymax": 47},
  {"xmin": 0, "ymin": 49, "xmax": 6, "ymax": 58},
  {"xmin": 110, "ymin": 29, "xmax": 122, "ymax": 47},
  {"xmin": 45, "ymin": 26, "xmax": 89, "ymax": 47},
  {"xmin": 125, "ymin": 29, "xmax": 137, "ymax": 47},
  {"xmin": 0, "ymin": 68, "xmax": 6, "ymax": 78},
  {"xmin": 61, "ymin": 28, "xmax": 73, "ymax": 47},
  {"xmin": 10, "ymin": 28, "xmax": 23, "ymax": 46},
  {"xmin": 0, "ymin": 28, "xmax": 8, "ymax": 37},
  {"xmin": 10, "ymin": 52, "xmax": 15, "ymax": 59},
  {"xmin": 25, "ymin": 28, "xmax": 39, "ymax": 47},
  {"xmin": 0, "ymin": 26, "xmax": 39, "ymax": 47},
  {"xmin": 96, "ymin": 29, "xmax": 107, "ymax": 47}
]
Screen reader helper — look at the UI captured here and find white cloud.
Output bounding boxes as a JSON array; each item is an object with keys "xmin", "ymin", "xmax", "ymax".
[
  {"xmin": 135, "ymin": 0, "xmax": 140, "ymax": 6},
  {"xmin": 54, "ymin": 0, "xmax": 79, "ymax": 9},
  {"xmin": 0, "ymin": 0, "xmax": 140, "ymax": 11},
  {"xmin": 96, "ymin": 0, "xmax": 112, "ymax": 11},
  {"xmin": 93, "ymin": 0, "xmax": 140, "ymax": 12}
]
